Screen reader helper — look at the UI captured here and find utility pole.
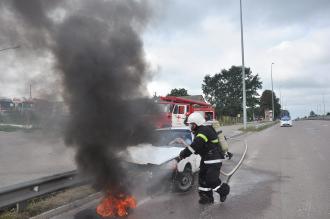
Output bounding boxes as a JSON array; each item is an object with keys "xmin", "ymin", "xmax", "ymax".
[
  {"xmin": 279, "ymin": 86, "xmax": 282, "ymax": 108},
  {"xmin": 322, "ymin": 94, "xmax": 325, "ymax": 117},
  {"xmin": 29, "ymin": 84, "xmax": 32, "ymax": 99},
  {"xmin": 271, "ymin": 63, "xmax": 275, "ymax": 121},
  {"xmin": 240, "ymin": 0, "xmax": 247, "ymax": 129}
]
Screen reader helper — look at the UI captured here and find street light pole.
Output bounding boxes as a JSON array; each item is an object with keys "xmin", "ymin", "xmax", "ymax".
[
  {"xmin": 240, "ymin": 0, "xmax": 247, "ymax": 129},
  {"xmin": 271, "ymin": 62, "xmax": 275, "ymax": 121},
  {"xmin": 322, "ymin": 94, "xmax": 325, "ymax": 116}
]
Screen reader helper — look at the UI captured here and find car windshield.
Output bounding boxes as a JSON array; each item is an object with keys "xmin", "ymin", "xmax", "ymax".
[
  {"xmin": 281, "ymin": 117, "xmax": 291, "ymax": 121},
  {"xmin": 154, "ymin": 129, "xmax": 192, "ymax": 147}
]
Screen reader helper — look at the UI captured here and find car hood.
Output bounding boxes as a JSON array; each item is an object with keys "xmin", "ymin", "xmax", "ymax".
[{"xmin": 123, "ymin": 144, "xmax": 182, "ymax": 165}]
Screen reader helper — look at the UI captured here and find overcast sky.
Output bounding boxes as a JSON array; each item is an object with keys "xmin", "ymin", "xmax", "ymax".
[
  {"xmin": 1, "ymin": 0, "xmax": 330, "ymax": 119},
  {"xmin": 144, "ymin": 0, "xmax": 330, "ymax": 119}
]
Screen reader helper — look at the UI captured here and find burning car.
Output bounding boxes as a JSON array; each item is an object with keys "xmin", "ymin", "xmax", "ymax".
[{"xmin": 120, "ymin": 127, "xmax": 200, "ymax": 192}]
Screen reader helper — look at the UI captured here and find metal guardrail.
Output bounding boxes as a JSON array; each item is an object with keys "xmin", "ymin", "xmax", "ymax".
[{"xmin": 0, "ymin": 170, "xmax": 90, "ymax": 211}]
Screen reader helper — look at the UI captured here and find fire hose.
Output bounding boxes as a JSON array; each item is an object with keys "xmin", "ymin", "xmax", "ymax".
[
  {"xmin": 220, "ymin": 140, "xmax": 248, "ymax": 183},
  {"xmin": 171, "ymin": 139, "xmax": 248, "ymax": 190}
]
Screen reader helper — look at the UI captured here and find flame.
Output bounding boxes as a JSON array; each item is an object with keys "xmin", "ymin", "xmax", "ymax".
[{"xmin": 96, "ymin": 193, "xmax": 137, "ymax": 217}]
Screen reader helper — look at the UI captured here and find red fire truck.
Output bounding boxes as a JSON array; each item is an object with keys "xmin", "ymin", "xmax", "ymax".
[{"xmin": 155, "ymin": 96, "xmax": 216, "ymax": 128}]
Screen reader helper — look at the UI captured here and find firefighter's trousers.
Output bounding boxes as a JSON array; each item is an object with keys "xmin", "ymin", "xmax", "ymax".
[{"xmin": 198, "ymin": 161, "xmax": 222, "ymax": 200}]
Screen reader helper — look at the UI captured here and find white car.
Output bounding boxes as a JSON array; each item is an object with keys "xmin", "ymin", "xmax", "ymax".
[
  {"xmin": 121, "ymin": 127, "xmax": 200, "ymax": 192},
  {"xmin": 280, "ymin": 116, "xmax": 292, "ymax": 127}
]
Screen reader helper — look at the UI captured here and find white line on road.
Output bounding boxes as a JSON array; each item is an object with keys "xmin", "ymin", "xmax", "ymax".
[{"xmin": 137, "ymin": 197, "xmax": 152, "ymax": 207}]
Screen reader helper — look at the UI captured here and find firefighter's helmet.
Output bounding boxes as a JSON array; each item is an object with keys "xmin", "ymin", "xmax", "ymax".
[{"xmin": 187, "ymin": 112, "xmax": 205, "ymax": 126}]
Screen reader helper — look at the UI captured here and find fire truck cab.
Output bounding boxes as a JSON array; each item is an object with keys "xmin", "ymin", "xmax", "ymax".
[{"xmin": 156, "ymin": 96, "xmax": 215, "ymax": 128}]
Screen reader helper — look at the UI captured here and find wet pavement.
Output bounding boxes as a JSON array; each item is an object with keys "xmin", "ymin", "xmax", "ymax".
[{"xmin": 0, "ymin": 130, "xmax": 76, "ymax": 188}]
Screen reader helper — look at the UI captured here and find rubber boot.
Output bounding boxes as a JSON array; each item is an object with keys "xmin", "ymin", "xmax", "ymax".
[{"xmin": 217, "ymin": 183, "xmax": 230, "ymax": 202}]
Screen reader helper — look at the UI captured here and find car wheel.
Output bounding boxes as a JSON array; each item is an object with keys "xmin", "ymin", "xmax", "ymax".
[{"xmin": 174, "ymin": 165, "xmax": 194, "ymax": 192}]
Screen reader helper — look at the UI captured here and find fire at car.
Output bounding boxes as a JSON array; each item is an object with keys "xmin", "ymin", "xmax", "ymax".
[{"xmin": 96, "ymin": 193, "xmax": 137, "ymax": 217}]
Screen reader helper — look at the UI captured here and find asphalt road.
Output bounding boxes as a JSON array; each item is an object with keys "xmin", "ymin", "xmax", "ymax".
[
  {"xmin": 53, "ymin": 120, "xmax": 330, "ymax": 219},
  {"xmin": 0, "ymin": 130, "xmax": 76, "ymax": 188}
]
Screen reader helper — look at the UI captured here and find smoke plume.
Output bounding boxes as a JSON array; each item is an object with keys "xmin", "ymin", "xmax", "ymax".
[{"xmin": 2, "ymin": 0, "xmax": 158, "ymax": 194}]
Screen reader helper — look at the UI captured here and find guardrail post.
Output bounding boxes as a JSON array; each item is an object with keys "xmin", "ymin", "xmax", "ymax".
[{"xmin": 16, "ymin": 201, "xmax": 28, "ymax": 212}]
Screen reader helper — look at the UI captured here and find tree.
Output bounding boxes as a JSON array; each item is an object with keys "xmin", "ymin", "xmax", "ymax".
[
  {"xmin": 310, "ymin": 111, "xmax": 316, "ymax": 117},
  {"xmin": 167, "ymin": 88, "xmax": 189, "ymax": 97},
  {"xmin": 259, "ymin": 90, "xmax": 281, "ymax": 119},
  {"xmin": 253, "ymin": 106, "xmax": 263, "ymax": 119},
  {"xmin": 327, "ymin": 112, "xmax": 330, "ymax": 116},
  {"xmin": 202, "ymin": 66, "xmax": 262, "ymax": 117}
]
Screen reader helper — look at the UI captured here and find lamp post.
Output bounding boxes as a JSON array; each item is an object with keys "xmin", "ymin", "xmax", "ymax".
[
  {"xmin": 271, "ymin": 62, "xmax": 275, "ymax": 121},
  {"xmin": 322, "ymin": 94, "xmax": 325, "ymax": 117},
  {"xmin": 240, "ymin": 0, "xmax": 247, "ymax": 129}
]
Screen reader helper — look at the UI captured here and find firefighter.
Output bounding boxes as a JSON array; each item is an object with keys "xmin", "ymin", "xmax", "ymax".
[{"xmin": 176, "ymin": 112, "xmax": 230, "ymax": 204}]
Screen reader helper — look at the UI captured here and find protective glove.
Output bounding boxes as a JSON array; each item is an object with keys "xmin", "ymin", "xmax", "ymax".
[
  {"xmin": 179, "ymin": 148, "xmax": 191, "ymax": 159},
  {"xmin": 225, "ymin": 152, "xmax": 233, "ymax": 160}
]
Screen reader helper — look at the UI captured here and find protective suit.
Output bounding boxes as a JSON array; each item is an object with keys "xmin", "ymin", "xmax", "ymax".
[{"xmin": 178, "ymin": 112, "xmax": 230, "ymax": 204}]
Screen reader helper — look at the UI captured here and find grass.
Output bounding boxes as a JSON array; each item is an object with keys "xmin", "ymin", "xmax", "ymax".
[
  {"xmin": 239, "ymin": 121, "xmax": 278, "ymax": 132},
  {"xmin": 0, "ymin": 125, "xmax": 20, "ymax": 132},
  {"xmin": 0, "ymin": 185, "xmax": 96, "ymax": 219},
  {"xmin": 0, "ymin": 125, "xmax": 39, "ymax": 133}
]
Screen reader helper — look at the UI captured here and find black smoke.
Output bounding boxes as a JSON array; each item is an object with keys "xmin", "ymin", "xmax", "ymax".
[{"xmin": 2, "ymin": 0, "xmax": 158, "ymax": 194}]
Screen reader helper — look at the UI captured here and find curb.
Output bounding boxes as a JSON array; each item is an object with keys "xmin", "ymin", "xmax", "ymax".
[
  {"xmin": 31, "ymin": 192, "xmax": 102, "ymax": 219},
  {"xmin": 227, "ymin": 122, "xmax": 277, "ymax": 140},
  {"xmin": 227, "ymin": 132, "xmax": 246, "ymax": 140}
]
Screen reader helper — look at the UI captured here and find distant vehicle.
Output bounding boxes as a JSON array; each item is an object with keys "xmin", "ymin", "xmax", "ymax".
[
  {"xmin": 155, "ymin": 96, "xmax": 216, "ymax": 128},
  {"xmin": 280, "ymin": 116, "xmax": 292, "ymax": 127},
  {"xmin": 0, "ymin": 98, "xmax": 14, "ymax": 113},
  {"xmin": 120, "ymin": 127, "xmax": 200, "ymax": 192}
]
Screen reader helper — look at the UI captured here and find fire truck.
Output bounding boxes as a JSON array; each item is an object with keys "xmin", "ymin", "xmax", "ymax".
[{"xmin": 155, "ymin": 96, "xmax": 216, "ymax": 128}]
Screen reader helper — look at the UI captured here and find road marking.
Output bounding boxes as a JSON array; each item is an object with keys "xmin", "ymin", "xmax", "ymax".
[{"xmin": 137, "ymin": 197, "xmax": 152, "ymax": 207}]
